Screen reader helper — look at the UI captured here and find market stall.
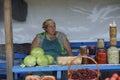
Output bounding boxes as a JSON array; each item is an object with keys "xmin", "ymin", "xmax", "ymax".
[{"xmin": 1, "ymin": 0, "xmax": 120, "ymax": 80}]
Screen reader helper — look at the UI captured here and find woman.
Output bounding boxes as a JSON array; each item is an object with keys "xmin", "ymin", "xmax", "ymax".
[
  {"xmin": 31, "ymin": 19, "xmax": 73, "ymax": 79},
  {"xmin": 31, "ymin": 19, "xmax": 73, "ymax": 60}
]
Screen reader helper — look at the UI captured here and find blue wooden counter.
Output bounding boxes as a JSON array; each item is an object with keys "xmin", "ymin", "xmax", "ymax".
[
  {"xmin": 11, "ymin": 41, "xmax": 120, "ymax": 80},
  {"xmin": 12, "ymin": 64, "xmax": 120, "ymax": 80}
]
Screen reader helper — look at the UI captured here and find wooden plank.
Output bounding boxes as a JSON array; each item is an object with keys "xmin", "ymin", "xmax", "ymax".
[
  {"xmin": 4, "ymin": 0, "xmax": 13, "ymax": 80},
  {"xmin": 70, "ymin": 41, "xmax": 120, "ymax": 49},
  {"xmin": 12, "ymin": 64, "xmax": 120, "ymax": 72},
  {"xmin": 12, "ymin": 64, "xmax": 120, "ymax": 80}
]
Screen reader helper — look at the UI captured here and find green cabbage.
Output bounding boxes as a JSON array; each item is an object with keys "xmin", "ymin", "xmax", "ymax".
[
  {"xmin": 46, "ymin": 54, "xmax": 54, "ymax": 64},
  {"xmin": 23, "ymin": 55, "xmax": 36, "ymax": 66},
  {"xmin": 31, "ymin": 47, "xmax": 44, "ymax": 58},
  {"xmin": 37, "ymin": 55, "xmax": 49, "ymax": 66}
]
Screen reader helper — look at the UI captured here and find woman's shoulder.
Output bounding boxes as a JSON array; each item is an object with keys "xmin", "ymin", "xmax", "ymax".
[
  {"xmin": 36, "ymin": 32, "xmax": 46, "ymax": 37},
  {"xmin": 57, "ymin": 31, "xmax": 66, "ymax": 36},
  {"xmin": 56, "ymin": 31, "xmax": 67, "ymax": 38}
]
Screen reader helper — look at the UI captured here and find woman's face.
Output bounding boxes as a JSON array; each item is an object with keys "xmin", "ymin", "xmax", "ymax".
[{"xmin": 46, "ymin": 21, "xmax": 56, "ymax": 35}]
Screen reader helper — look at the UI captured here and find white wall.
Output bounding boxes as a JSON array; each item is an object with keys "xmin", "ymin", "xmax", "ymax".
[{"xmin": 0, "ymin": 0, "xmax": 120, "ymax": 44}]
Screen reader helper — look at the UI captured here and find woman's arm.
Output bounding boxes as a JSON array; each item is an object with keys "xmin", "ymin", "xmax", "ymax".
[
  {"xmin": 31, "ymin": 36, "xmax": 39, "ymax": 49},
  {"xmin": 64, "ymin": 38, "xmax": 74, "ymax": 56}
]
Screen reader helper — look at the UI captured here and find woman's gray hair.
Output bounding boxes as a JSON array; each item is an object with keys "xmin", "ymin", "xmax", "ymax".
[{"xmin": 42, "ymin": 19, "xmax": 56, "ymax": 30}]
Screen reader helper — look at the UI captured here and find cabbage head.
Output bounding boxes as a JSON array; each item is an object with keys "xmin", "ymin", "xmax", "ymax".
[
  {"xmin": 23, "ymin": 55, "xmax": 36, "ymax": 66},
  {"xmin": 37, "ymin": 55, "xmax": 49, "ymax": 66},
  {"xmin": 31, "ymin": 47, "xmax": 44, "ymax": 58},
  {"xmin": 46, "ymin": 54, "xmax": 54, "ymax": 65}
]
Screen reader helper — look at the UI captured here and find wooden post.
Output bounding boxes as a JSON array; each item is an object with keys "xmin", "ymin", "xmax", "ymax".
[{"xmin": 4, "ymin": 0, "xmax": 13, "ymax": 80}]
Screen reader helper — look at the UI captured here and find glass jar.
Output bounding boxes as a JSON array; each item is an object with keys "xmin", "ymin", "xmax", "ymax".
[
  {"xmin": 97, "ymin": 38, "xmax": 105, "ymax": 49},
  {"xmin": 80, "ymin": 46, "xmax": 88, "ymax": 64},
  {"xmin": 110, "ymin": 37, "xmax": 117, "ymax": 46},
  {"xmin": 88, "ymin": 45, "xmax": 96, "ymax": 64},
  {"xmin": 110, "ymin": 26, "xmax": 117, "ymax": 37},
  {"xmin": 97, "ymin": 49, "xmax": 107, "ymax": 64},
  {"xmin": 107, "ymin": 46, "xmax": 119, "ymax": 64}
]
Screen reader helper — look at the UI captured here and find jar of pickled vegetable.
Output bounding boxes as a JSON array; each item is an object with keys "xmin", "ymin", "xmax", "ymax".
[
  {"xmin": 88, "ymin": 45, "xmax": 96, "ymax": 64},
  {"xmin": 80, "ymin": 46, "xmax": 88, "ymax": 64},
  {"xmin": 107, "ymin": 46, "xmax": 119, "ymax": 64},
  {"xmin": 109, "ymin": 21, "xmax": 117, "ymax": 37},
  {"xmin": 97, "ymin": 49, "xmax": 107, "ymax": 64},
  {"xmin": 97, "ymin": 38, "xmax": 105, "ymax": 49}
]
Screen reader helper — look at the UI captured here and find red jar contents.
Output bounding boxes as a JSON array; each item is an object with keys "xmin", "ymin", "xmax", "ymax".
[{"xmin": 97, "ymin": 49, "xmax": 107, "ymax": 64}]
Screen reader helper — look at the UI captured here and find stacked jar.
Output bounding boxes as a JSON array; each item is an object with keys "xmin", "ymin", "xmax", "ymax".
[
  {"xmin": 107, "ymin": 22, "xmax": 119, "ymax": 64},
  {"xmin": 97, "ymin": 38, "xmax": 107, "ymax": 64},
  {"xmin": 80, "ymin": 46, "xmax": 88, "ymax": 64},
  {"xmin": 109, "ymin": 22, "xmax": 117, "ymax": 46},
  {"xmin": 97, "ymin": 38, "xmax": 105, "ymax": 49}
]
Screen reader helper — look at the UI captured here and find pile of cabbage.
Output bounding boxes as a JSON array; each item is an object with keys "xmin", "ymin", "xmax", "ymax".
[{"xmin": 21, "ymin": 47, "xmax": 54, "ymax": 67}]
